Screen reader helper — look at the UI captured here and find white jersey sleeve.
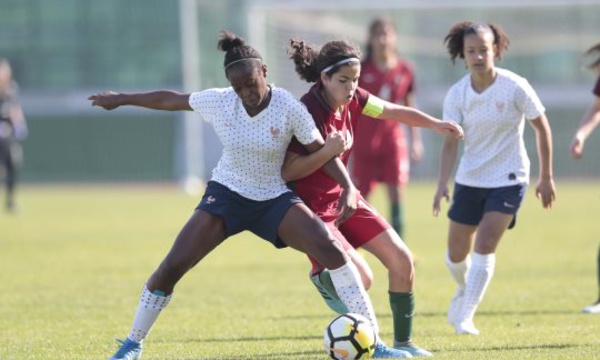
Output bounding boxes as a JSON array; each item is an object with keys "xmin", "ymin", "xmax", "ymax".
[
  {"xmin": 443, "ymin": 80, "xmax": 465, "ymax": 124},
  {"xmin": 514, "ymin": 78, "xmax": 545, "ymax": 120},
  {"xmin": 285, "ymin": 93, "xmax": 323, "ymax": 145},
  {"xmin": 188, "ymin": 89, "xmax": 232, "ymax": 123}
]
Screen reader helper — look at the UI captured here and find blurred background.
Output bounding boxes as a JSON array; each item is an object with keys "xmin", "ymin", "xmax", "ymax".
[{"xmin": 0, "ymin": 0, "xmax": 598, "ymax": 185}]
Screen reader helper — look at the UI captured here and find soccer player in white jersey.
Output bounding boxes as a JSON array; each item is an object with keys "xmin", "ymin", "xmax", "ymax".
[
  {"xmin": 570, "ymin": 42, "xmax": 600, "ymax": 314},
  {"xmin": 432, "ymin": 21, "xmax": 556, "ymax": 335},
  {"xmin": 89, "ymin": 31, "xmax": 407, "ymax": 360}
]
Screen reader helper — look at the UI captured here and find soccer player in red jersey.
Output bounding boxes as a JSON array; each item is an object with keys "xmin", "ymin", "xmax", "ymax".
[
  {"xmin": 352, "ymin": 17, "xmax": 422, "ymax": 239},
  {"xmin": 283, "ymin": 38, "xmax": 464, "ymax": 357}
]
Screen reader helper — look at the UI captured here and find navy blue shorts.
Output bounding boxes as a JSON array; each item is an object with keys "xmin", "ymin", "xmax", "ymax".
[
  {"xmin": 448, "ymin": 183, "xmax": 527, "ymax": 229},
  {"xmin": 197, "ymin": 181, "xmax": 302, "ymax": 248}
]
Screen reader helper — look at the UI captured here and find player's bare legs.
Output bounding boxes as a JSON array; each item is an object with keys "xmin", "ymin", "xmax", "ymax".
[
  {"xmin": 386, "ymin": 183, "xmax": 406, "ymax": 239},
  {"xmin": 361, "ymin": 229, "xmax": 431, "ymax": 356},
  {"xmin": 278, "ymin": 203, "xmax": 382, "ymax": 334},
  {"xmin": 147, "ymin": 210, "xmax": 227, "ymax": 293}
]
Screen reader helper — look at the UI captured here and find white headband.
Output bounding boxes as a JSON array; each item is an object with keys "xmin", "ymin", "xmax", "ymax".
[
  {"xmin": 224, "ymin": 58, "xmax": 262, "ymax": 70},
  {"xmin": 321, "ymin": 57, "xmax": 360, "ymax": 73}
]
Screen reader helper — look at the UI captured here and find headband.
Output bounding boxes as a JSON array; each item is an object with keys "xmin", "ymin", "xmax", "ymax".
[
  {"xmin": 321, "ymin": 57, "xmax": 360, "ymax": 73},
  {"xmin": 224, "ymin": 58, "xmax": 262, "ymax": 70}
]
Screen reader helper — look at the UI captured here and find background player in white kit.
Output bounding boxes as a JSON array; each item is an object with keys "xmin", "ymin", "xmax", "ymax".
[{"xmin": 433, "ymin": 21, "xmax": 556, "ymax": 335}]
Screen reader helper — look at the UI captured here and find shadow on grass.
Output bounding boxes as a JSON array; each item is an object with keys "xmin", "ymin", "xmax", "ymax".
[
  {"xmin": 155, "ymin": 334, "xmax": 321, "ymax": 343},
  {"xmin": 278, "ymin": 308, "xmax": 576, "ymax": 321},
  {"xmin": 443, "ymin": 342, "xmax": 585, "ymax": 352},
  {"xmin": 177, "ymin": 349, "xmax": 323, "ymax": 360}
]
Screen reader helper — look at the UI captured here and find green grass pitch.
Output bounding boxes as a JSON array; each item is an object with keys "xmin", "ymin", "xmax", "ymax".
[{"xmin": 1, "ymin": 181, "xmax": 599, "ymax": 359}]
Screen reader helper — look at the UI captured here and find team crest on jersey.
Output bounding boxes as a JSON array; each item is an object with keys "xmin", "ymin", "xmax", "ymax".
[
  {"xmin": 496, "ymin": 102, "xmax": 505, "ymax": 113},
  {"xmin": 270, "ymin": 126, "xmax": 280, "ymax": 138},
  {"xmin": 205, "ymin": 195, "xmax": 216, "ymax": 204}
]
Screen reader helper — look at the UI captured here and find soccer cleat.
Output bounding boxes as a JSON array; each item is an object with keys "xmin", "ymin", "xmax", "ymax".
[
  {"xmin": 454, "ymin": 319, "xmax": 480, "ymax": 335},
  {"xmin": 373, "ymin": 341, "xmax": 413, "ymax": 358},
  {"xmin": 309, "ymin": 271, "xmax": 348, "ymax": 314},
  {"xmin": 582, "ymin": 301, "xmax": 600, "ymax": 314},
  {"xmin": 109, "ymin": 338, "xmax": 142, "ymax": 360},
  {"xmin": 447, "ymin": 287, "xmax": 464, "ymax": 325},
  {"xmin": 394, "ymin": 342, "xmax": 433, "ymax": 357}
]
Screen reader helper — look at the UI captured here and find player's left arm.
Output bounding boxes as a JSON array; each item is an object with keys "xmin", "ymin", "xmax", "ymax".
[
  {"xmin": 282, "ymin": 132, "xmax": 348, "ymax": 182},
  {"xmin": 364, "ymin": 94, "xmax": 464, "ymax": 140},
  {"xmin": 529, "ymin": 113, "xmax": 556, "ymax": 209}
]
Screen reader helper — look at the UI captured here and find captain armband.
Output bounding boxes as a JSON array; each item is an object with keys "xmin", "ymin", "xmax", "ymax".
[{"xmin": 362, "ymin": 95, "xmax": 385, "ymax": 118}]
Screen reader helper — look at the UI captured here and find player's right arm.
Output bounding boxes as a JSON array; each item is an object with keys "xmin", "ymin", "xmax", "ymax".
[
  {"xmin": 433, "ymin": 135, "xmax": 459, "ymax": 217},
  {"xmin": 282, "ymin": 131, "xmax": 348, "ymax": 182},
  {"xmin": 571, "ymin": 95, "xmax": 600, "ymax": 159},
  {"xmin": 88, "ymin": 90, "xmax": 192, "ymax": 111}
]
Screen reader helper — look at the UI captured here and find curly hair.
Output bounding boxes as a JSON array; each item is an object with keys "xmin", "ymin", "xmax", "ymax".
[
  {"xmin": 288, "ymin": 39, "xmax": 361, "ymax": 83},
  {"xmin": 444, "ymin": 21, "xmax": 510, "ymax": 64}
]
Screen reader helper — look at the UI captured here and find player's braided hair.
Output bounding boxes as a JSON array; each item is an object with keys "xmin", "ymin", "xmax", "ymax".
[
  {"xmin": 444, "ymin": 21, "xmax": 510, "ymax": 64},
  {"xmin": 288, "ymin": 39, "xmax": 361, "ymax": 83},
  {"xmin": 217, "ymin": 30, "xmax": 263, "ymax": 74},
  {"xmin": 585, "ymin": 42, "xmax": 600, "ymax": 70}
]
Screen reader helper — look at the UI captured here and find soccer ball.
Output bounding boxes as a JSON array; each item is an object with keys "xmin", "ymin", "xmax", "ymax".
[{"xmin": 323, "ymin": 313, "xmax": 376, "ymax": 360}]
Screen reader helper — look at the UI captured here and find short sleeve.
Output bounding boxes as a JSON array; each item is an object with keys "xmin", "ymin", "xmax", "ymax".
[
  {"xmin": 288, "ymin": 99, "xmax": 323, "ymax": 145},
  {"xmin": 515, "ymin": 79, "xmax": 545, "ymax": 120},
  {"xmin": 443, "ymin": 86, "xmax": 463, "ymax": 124},
  {"xmin": 188, "ymin": 89, "xmax": 228, "ymax": 123}
]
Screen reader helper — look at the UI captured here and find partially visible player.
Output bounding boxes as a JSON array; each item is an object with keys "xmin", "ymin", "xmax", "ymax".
[
  {"xmin": 0, "ymin": 58, "xmax": 27, "ymax": 213},
  {"xmin": 284, "ymin": 37, "xmax": 464, "ymax": 357},
  {"xmin": 90, "ymin": 31, "xmax": 402, "ymax": 360},
  {"xmin": 352, "ymin": 17, "xmax": 422, "ymax": 239},
  {"xmin": 570, "ymin": 42, "xmax": 600, "ymax": 314},
  {"xmin": 433, "ymin": 21, "xmax": 556, "ymax": 335}
]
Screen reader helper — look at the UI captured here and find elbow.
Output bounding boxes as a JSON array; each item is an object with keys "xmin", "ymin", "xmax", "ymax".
[{"xmin": 281, "ymin": 168, "xmax": 296, "ymax": 183}]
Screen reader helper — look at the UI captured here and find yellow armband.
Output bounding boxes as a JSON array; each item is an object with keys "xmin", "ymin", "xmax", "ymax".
[{"xmin": 362, "ymin": 95, "xmax": 385, "ymax": 118}]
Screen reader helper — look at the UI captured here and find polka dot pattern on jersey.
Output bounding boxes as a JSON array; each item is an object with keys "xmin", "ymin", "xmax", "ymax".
[
  {"xmin": 442, "ymin": 68, "xmax": 545, "ymax": 187},
  {"xmin": 189, "ymin": 86, "xmax": 322, "ymax": 200}
]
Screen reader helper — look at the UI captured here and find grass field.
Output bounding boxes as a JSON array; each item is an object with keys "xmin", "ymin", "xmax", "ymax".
[{"xmin": 1, "ymin": 181, "xmax": 599, "ymax": 360}]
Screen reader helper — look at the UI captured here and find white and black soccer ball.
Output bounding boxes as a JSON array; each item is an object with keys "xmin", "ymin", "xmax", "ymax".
[{"xmin": 323, "ymin": 313, "xmax": 377, "ymax": 360}]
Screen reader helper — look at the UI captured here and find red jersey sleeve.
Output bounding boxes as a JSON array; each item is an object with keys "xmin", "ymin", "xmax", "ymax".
[{"xmin": 355, "ymin": 87, "xmax": 370, "ymax": 109}]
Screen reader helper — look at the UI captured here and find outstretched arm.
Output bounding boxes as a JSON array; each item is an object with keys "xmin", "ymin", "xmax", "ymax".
[
  {"xmin": 88, "ymin": 90, "xmax": 192, "ymax": 111},
  {"xmin": 366, "ymin": 95, "xmax": 464, "ymax": 140},
  {"xmin": 571, "ymin": 96, "xmax": 600, "ymax": 159}
]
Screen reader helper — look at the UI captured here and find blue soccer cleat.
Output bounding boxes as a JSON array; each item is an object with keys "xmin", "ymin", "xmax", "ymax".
[
  {"xmin": 394, "ymin": 341, "xmax": 433, "ymax": 357},
  {"xmin": 109, "ymin": 338, "xmax": 142, "ymax": 360},
  {"xmin": 373, "ymin": 341, "xmax": 413, "ymax": 358}
]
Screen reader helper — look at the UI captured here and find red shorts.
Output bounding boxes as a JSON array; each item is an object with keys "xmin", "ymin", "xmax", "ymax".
[
  {"xmin": 308, "ymin": 197, "xmax": 391, "ymax": 274},
  {"xmin": 352, "ymin": 134, "xmax": 409, "ymax": 195}
]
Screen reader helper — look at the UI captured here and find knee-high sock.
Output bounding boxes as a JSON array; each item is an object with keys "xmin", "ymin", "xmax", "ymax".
[
  {"xmin": 128, "ymin": 284, "xmax": 172, "ymax": 343},
  {"xmin": 390, "ymin": 291, "xmax": 413, "ymax": 344},
  {"xmin": 457, "ymin": 252, "xmax": 495, "ymax": 322},
  {"xmin": 329, "ymin": 261, "xmax": 379, "ymax": 334},
  {"xmin": 391, "ymin": 203, "xmax": 404, "ymax": 240},
  {"xmin": 446, "ymin": 252, "xmax": 471, "ymax": 289}
]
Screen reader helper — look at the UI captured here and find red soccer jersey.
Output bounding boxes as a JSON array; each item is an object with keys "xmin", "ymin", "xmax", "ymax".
[
  {"xmin": 353, "ymin": 59, "xmax": 415, "ymax": 152},
  {"xmin": 288, "ymin": 83, "xmax": 370, "ymax": 222}
]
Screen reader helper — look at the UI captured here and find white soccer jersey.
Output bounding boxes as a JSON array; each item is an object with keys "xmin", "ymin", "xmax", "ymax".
[
  {"xmin": 443, "ymin": 68, "xmax": 545, "ymax": 188},
  {"xmin": 189, "ymin": 86, "xmax": 322, "ymax": 201}
]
